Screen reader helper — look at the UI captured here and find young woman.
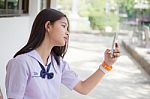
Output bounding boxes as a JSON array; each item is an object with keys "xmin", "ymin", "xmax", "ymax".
[{"xmin": 5, "ymin": 8, "xmax": 120, "ymax": 99}]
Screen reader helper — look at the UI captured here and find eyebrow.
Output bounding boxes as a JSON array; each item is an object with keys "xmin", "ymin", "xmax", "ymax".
[{"xmin": 61, "ymin": 21, "xmax": 67, "ymax": 25}]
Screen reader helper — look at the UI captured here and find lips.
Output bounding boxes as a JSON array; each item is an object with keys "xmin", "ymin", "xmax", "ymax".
[{"xmin": 64, "ymin": 37, "xmax": 68, "ymax": 42}]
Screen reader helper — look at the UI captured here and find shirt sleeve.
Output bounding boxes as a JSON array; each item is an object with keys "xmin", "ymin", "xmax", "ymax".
[
  {"xmin": 61, "ymin": 60, "xmax": 80, "ymax": 90},
  {"xmin": 5, "ymin": 58, "xmax": 29, "ymax": 99}
]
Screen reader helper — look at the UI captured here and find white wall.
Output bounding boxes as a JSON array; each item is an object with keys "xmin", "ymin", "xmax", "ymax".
[{"xmin": 0, "ymin": 16, "xmax": 30, "ymax": 98}]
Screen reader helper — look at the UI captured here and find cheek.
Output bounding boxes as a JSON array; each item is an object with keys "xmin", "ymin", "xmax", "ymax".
[
  {"xmin": 50, "ymin": 32, "xmax": 65, "ymax": 45},
  {"xmin": 49, "ymin": 26, "xmax": 66, "ymax": 45}
]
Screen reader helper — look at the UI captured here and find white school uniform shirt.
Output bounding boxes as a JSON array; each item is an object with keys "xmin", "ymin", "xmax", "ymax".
[{"xmin": 5, "ymin": 50, "xmax": 80, "ymax": 99}]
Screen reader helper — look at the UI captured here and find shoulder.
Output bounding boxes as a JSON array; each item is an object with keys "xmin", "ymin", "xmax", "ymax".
[
  {"xmin": 59, "ymin": 57, "xmax": 71, "ymax": 72},
  {"xmin": 60, "ymin": 57, "xmax": 68, "ymax": 65},
  {"xmin": 6, "ymin": 54, "xmax": 30, "ymax": 71},
  {"xmin": 59, "ymin": 57, "xmax": 68, "ymax": 66},
  {"xmin": 8, "ymin": 54, "xmax": 28, "ymax": 65}
]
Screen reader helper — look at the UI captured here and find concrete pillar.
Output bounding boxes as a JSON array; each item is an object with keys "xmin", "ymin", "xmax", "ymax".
[
  {"xmin": 29, "ymin": 0, "xmax": 41, "ymax": 29},
  {"xmin": 50, "ymin": 0, "xmax": 58, "ymax": 9},
  {"xmin": 144, "ymin": 26, "xmax": 150, "ymax": 48},
  {"xmin": 105, "ymin": 0, "xmax": 110, "ymax": 15},
  {"xmin": 69, "ymin": 0, "xmax": 79, "ymax": 18},
  {"xmin": 29, "ymin": 0, "xmax": 41, "ymax": 17},
  {"xmin": 71, "ymin": 0, "xmax": 79, "ymax": 17},
  {"xmin": 18, "ymin": 0, "xmax": 22, "ymax": 14}
]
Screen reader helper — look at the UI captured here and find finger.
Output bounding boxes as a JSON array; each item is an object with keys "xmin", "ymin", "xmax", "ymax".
[
  {"xmin": 114, "ymin": 49, "xmax": 120, "ymax": 54},
  {"xmin": 105, "ymin": 49, "xmax": 111, "ymax": 54},
  {"xmin": 113, "ymin": 52, "xmax": 120, "ymax": 57},
  {"xmin": 110, "ymin": 54, "xmax": 118, "ymax": 59}
]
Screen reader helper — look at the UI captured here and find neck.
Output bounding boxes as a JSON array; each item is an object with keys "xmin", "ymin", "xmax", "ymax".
[{"xmin": 36, "ymin": 37, "xmax": 54, "ymax": 65}]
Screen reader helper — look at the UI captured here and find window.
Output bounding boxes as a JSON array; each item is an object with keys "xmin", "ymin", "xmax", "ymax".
[
  {"xmin": 0, "ymin": 0, "xmax": 29, "ymax": 17},
  {"xmin": 22, "ymin": 0, "xmax": 29, "ymax": 13}
]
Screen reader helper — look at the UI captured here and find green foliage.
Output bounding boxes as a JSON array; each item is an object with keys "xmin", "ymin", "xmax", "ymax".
[
  {"xmin": 116, "ymin": 0, "xmax": 135, "ymax": 18},
  {"xmin": 78, "ymin": 3, "xmax": 91, "ymax": 17},
  {"xmin": 59, "ymin": 0, "xmax": 120, "ymax": 31},
  {"xmin": 89, "ymin": 13, "xmax": 119, "ymax": 30},
  {"xmin": 0, "ymin": 1, "xmax": 4, "ymax": 9},
  {"xmin": 89, "ymin": 15, "xmax": 105, "ymax": 30},
  {"xmin": 87, "ymin": 0, "xmax": 119, "ymax": 30}
]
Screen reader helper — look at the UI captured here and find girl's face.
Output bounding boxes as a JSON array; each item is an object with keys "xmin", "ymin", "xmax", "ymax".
[{"xmin": 46, "ymin": 17, "xmax": 69, "ymax": 46}]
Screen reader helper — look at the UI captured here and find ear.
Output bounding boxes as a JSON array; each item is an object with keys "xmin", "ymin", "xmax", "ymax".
[{"xmin": 45, "ymin": 21, "xmax": 51, "ymax": 32}]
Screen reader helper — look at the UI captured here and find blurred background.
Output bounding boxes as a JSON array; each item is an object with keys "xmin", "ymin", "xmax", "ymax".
[{"xmin": 0, "ymin": 0, "xmax": 150, "ymax": 99}]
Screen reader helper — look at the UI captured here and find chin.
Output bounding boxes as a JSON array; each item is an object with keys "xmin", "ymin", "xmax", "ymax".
[{"xmin": 57, "ymin": 42, "xmax": 65, "ymax": 46}]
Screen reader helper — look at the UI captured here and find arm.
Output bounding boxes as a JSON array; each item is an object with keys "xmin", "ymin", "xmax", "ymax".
[
  {"xmin": 74, "ymin": 43, "xmax": 120, "ymax": 95},
  {"xmin": 0, "ymin": 96, "xmax": 3, "ymax": 99},
  {"xmin": 74, "ymin": 68, "xmax": 105, "ymax": 95},
  {"xmin": 0, "ymin": 88, "xmax": 4, "ymax": 99}
]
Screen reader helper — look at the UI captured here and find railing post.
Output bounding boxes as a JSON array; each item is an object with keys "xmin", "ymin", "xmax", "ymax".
[{"xmin": 144, "ymin": 26, "xmax": 150, "ymax": 48}]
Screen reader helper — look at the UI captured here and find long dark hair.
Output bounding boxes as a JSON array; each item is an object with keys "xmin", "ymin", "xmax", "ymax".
[{"xmin": 14, "ymin": 8, "xmax": 70, "ymax": 65}]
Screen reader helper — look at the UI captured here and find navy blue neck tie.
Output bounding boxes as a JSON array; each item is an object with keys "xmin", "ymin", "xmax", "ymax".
[{"xmin": 38, "ymin": 61, "xmax": 54, "ymax": 79}]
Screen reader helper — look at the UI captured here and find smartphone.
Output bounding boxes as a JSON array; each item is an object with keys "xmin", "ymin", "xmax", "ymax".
[{"xmin": 111, "ymin": 32, "xmax": 118, "ymax": 55}]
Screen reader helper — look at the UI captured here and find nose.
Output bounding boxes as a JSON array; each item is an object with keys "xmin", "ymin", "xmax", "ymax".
[{"xmin": 65, "ymin": 31, "xmax": 69, "ymax": 36}]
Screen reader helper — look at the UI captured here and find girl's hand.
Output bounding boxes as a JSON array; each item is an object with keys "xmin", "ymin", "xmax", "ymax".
[{"xmin": 104, "ymin": 43, "xmax": 120, "ymax": 66}]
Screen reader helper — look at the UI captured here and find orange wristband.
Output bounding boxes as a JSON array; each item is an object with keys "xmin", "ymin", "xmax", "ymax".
[{"xmin": 101, "ymin": 61, "xmax": 112, "ymax": 71}]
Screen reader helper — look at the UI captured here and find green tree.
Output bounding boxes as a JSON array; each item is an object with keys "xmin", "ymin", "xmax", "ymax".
[
  {"xmin": 116, "ymin": 0, "xmax": 135, "ymax": 18},
  {"xmin": 59, "ymin": 0, "xmax": 120, "ymax": 31},
  {"xmin": 87, "ymin": 0, "xmax": 119, "ymax": 30}
]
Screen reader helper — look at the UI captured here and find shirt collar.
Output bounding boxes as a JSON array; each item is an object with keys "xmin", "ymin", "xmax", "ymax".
[
  {"xmin": 27, "ymin": 50, "xmax": 51, "ymax": 66},
  {"xmin": 26, "ymin": 50, "xmax": 60, "ymax": 73}
]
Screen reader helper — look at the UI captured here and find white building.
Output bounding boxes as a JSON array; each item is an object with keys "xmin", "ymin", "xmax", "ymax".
[{"xmin": 0, "ymin": 0, "xmax": 58, "ymax": 98}]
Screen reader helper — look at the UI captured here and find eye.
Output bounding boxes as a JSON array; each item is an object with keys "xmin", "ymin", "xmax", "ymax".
[{"xmin": 62, "ymin": 25, "xmax": 66, "ymax": 28}]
